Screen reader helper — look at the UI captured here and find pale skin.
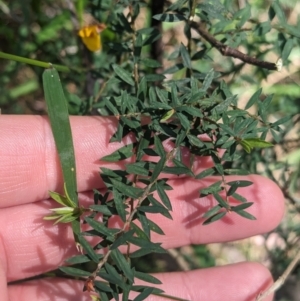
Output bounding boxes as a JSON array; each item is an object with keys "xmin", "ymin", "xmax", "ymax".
[{"xmin": 0, "ymin": 115, "xmax": 285, "ymax": 301}]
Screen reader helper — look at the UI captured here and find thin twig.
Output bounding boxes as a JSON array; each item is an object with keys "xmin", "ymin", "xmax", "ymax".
[
  {"xmin": 256, "ymin": 249, "xmax": 300, "ymax": 301},
  {"xmin": 167, "ymin": 248, "xmax": 190, "ymax": 271},
  {"xmin": 190, "ymin": 21, "xmax": 278, "ymax": 71}
]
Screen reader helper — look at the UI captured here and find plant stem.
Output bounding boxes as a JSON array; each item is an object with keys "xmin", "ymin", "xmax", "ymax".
[{"xmin": 0, "ymin": 51, "xmax": 70, "ymax": 72}]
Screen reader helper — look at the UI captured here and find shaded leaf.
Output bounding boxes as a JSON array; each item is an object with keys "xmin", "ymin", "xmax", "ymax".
[
  {"xmin": 180, "ymin": 43, "xmax": 191, "ymax": 69},
  {"xmin": 153, "ymin": 13, "xmax": 186, "ymax": 22},
  {"xmin": 101, "ymin": 143, "xmax": 135, "ymax": 162},
  {"xmin": 133, "ymin": 287, "xmax": 154, "ymax": 301},
  {"xmin": 245, "ymin": 88, "xmax": 262, "ymax": 110},
  {"xmin": 113, "ymin": 188, "xmax": 127, "ymax": 222},
  {"xmin": 203, "ymin": 211, "xmax": 226, "ymax": 225},
  {"xmin": 110, "ymin": 229, "xmax": 135, "ymax": 250},
  {"xmin": 78, "ymin": 235, "xmax": 99, "ymax": 263},
  {"xmin": 156, "ymin": 182, "xmax": 172, "ymax": 210},
  {"xmin": 112, "ymin": 64, "xmax": 135, "ymax": 86},
  {"xmin": 59, "ymin": 266, "xmax": 91, "ymax": 277},
  {"xmin": 134, "ymin": 271, "xmax": 162, "ymax": 284},
  {"xmin": 110, "ymin": 249, "xmax": 134, "ymax": 282},
  {"xmin": 234, "ymin": 209, "xmax": 256, "ymax": 220}
]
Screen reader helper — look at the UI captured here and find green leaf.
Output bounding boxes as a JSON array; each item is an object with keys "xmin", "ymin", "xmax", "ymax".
[
  {"xmin": 130, "ymin": 242, "xmax": 166, "ymax": 258},
  {"xmin": 43, "ymin": 69, "xmax": 77, "ymax": 205},
  {"xmin": 77, "ymin": 235, "xmax": 99, "ymax": 263},
  {"xmin": 160, "ymin": 109, "xmax": 175, "ymax": 122},
  {"xmin": 213, "ymin": 96, "xmax": 236, "ymax": 115},
  {"xmin": 137, "ymin": 211, "xmax": 150, "ymax": 238},
  {"xmin": 187, "ymin": 135, "xmax": 204, "ymax": 148},
  {"xmin": 110, "ymin": 229, "xmax": 135, "ymax": 250},
  {"xmin": 224, "ymin": 169, "xmax": 250, "ymax": 175},
  {"xmin": 231, "ymin": 202, "xmax": 253, "ymax": 212},
  {"xmin": 202, "ymin": 69, "xmax": 214, "ymax": 91},
  {"xmin": 203, "ymin": 205, "xmax": 222, "ymax": 219},
  {"xmin": 59, "ymin": 266, "xmax": 91, "ymax": 277},
  {"xmin": 154, "ymin": 135, "xmax": 166, "ymax": 158},
  {"xmin": 125, "ymin": 162, "xmax": 150, "ymax": 176},
  {"xmin": 176, "ymin": 112, "xmax": 190, "ymax": 130},
  {"xmin": 132, "ymin": 285, "xmax": 164, "ymax": 295},
  {"xmin": 48, "ymin": 190, "xmax": 72, "ymax": 208},
  {"xmin": 140, "ymin": 58, "xmax": 162, "ymax": 68},
  {"xmin": 145, "ymin": 74, "xmax": 166, "ymax": 82},
  {"xmin": 156, "ymin": 182, "xmax": 172, "ymax": 210},
  {"xmin": 134, "ymin": 271, "xmax": 162, "ymax": 284},
  {"xmin": 94, "ymin": 281, "xmax": 113, "ymax": 293},
  {"xmin": 138, "ymin": 205, "xmax": 172, "ymax": 219},
  {"xmin": 101, "ymin": 143, "xmax": 136, "ymax": 162},
  {"xmin": 234, "ymin": 209, "xmax": 256, "ymax": 220},
  {"xmin": 232, "ymin": 192, "xmax": 247, "ymax": 203},
  {"xmin": 128, "ymin": 236, "xmax": 157, "ymax": 249},
  {"xmin": 271, "ymin": 0, "xmax": 286, "ymax": 24},
  {"xmin": 203, "ymin": 211, "xmax": 226, "ymax": 225},
  {"xmin": 166, "ymin": 0, "xmax": 188, "ymax": 11},
  {"xmin": 85, "ymin": 217, "xmax": 115, "ymax": 238},
  {"xmin": 112, "ymin": 64, "xmax": 135, "ymax": 86},
  {"xmin": 150, "ymin": 157, "xmax": 166, "ymax": 182},
  {"xmin": 195, "ymin": 168, "xmax": 215, "ymax": 179},
  {"xmin": 281, "ymin": 39, "xmax": 294, "ymax": 63},
  {"xmin": 43, "ymin": 68, "xmax": 79, "ymax": 247},
  {"xmin": 100, "ymin": 263, "xmax": 125, "ymax": 289},
  {"xmin": 200, "ymin": 181, "xmax": 222, "ymax": 196},
  {"xmin": 89, "ymin": 205, "xmax": 115, "ymax": 216},
  {"xmin": 177, "ymin": 106, "xmax": 203, "ymax": 118},
  {"xmin": 245, "ymin": 88, "xmax": 262, "ymax": 110},
  {"xmin": 130, "ymin": 223, "xmax": 150, "ymax": 240},
  {"xmin": 271, "ymin": 115, "xmax": 291, "ymax": 127},
  {"xmin": 227, "ymin": 180, "xmax": 253, "ymax": 188},
  {"xmin": 148, "ymin": 219, "xmax": 165, "ymax": 235},
  {"xmin": 227, "ymin": 183, "xmax": 238, "ymax": 196},
  {"xmin": 172, "ymin": 158, "xmax": 194, "ymax": 177},
  {"xmin": 239, "ymin": 139, "xmax": 252, "ymax": 153},
  {"xmin": 213, "ymin": 193, "xmax": 230, "ymax": 209},
  {"xmin": 133, "ymin": 287, "xmax": 154, "ymax": 301},
  {"xmin": 180, "ymin": 43, "xmax": 191, "ymax": 69},
  {"xmin": 240, "ymin": 138, "xmax": 273, "ymax": 153},
  {"xmin": 153, "ymin": 13, "xmax": 186, "ymax": 22},
  {"xmin": 65, "ymin": 254, "xmax": 101, "ymax": 264},
  {"xmin": 113, "ymin": 188, "xmax": 127, "ymax": 222},
  {"xmin": 110, "ymin": 178, "xmax": 144, "ymax": 199},
  {"xmin": 219, "ymin": 123, "xmax": 236, "ymax": 136},
  {"xmin": 110, "ymin": 249, "xmax": 134, "ymax": 282},
  {"xmin": 235, "ymin": 4, "xmax": 251, "ymax": 28}
]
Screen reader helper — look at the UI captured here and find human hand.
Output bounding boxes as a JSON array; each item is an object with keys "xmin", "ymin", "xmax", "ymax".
[{"xmin": 0, "ymin": 115, "xmax": 284, "ymax": 301}]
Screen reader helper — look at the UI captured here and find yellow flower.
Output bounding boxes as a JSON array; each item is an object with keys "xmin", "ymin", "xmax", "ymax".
[{"xmin": 78, "ymin": 23, "xmax": 106, "ymax": 52}]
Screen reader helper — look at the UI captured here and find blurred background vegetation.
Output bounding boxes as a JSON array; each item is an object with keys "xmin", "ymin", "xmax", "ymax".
[{"xmin": 1, "ymin": 0, "xmax": 300, "ymax": 300}]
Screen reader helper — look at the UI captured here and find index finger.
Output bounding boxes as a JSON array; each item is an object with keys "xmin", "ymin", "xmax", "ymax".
[{"xmin": 0, "ymin": 115, "xmax": 212, "ymax": 208}]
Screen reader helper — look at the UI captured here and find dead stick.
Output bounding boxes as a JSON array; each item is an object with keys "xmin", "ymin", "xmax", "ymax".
[
  {"xmin": 256, "ymin": 249, "xmax": 300, "ymax": 301},
  {"xmin": 190, "ymin": 21, "xmax": 278, "ymax": 71}
]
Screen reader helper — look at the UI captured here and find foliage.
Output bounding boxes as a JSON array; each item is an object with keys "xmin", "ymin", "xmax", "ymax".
[{"xmin": 1, "ymin": 0, "xmax": 300, "ymax": 300}]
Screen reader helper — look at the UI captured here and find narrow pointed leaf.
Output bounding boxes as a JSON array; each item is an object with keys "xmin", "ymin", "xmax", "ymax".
[
  {"xmin": 234, "ymin": 209, "xmax": 256, "ymax": 220},
  {"xmin": 113, "ymin": 188, "xmax": 127, "ymax": 222},
  {"xmin": 156, "ymin": 182, "xmax": 172, "ymax": 210},
  {"xmin": 110, "ymin": 249, "xmax": 134, "ymax": 282},
  {"xmin": 43, "ymin": 68, "xmax": 79, "ymax": 246},
  {"xmin": 133, "ymin": 288, "xmax": 154, "ymax": 301},
  {"xmin": 112, "ymin": 64, "xmax": 135, "ymax": 86},
  {"xmin": 101, "ymin": 143, "xmax": 136, "ymax": 162},
  {"xmin": 77, "ymin": 235, "xmax": 99, "ymax": 263},
  {"xmin": 134, "ymin": 271, "xmax": 162, "ymax": 284},
  {"xmin": 59, "ymin": 266, "xmax": 91, "ymax": 277}
]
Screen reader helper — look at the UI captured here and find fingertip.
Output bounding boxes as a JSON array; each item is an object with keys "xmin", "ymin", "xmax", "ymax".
[
  {"xmin": 247, "ymin": 175, "xmax": 285, "ymax": 233},
  {"xmin": 143, "ymin": 262, "xmax": 274, "ymax": 301}
]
